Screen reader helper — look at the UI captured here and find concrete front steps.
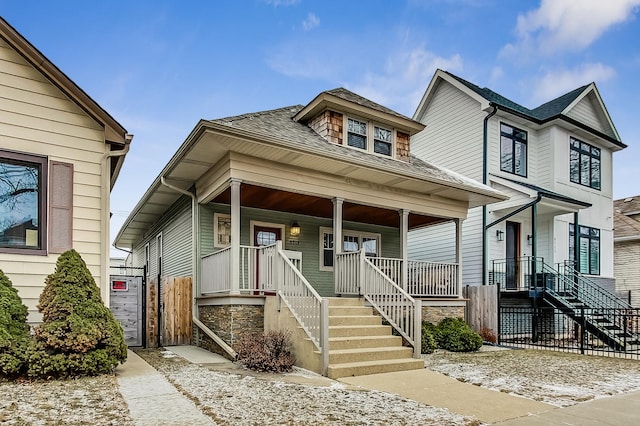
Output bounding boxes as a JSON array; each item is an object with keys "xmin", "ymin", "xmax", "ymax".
[{"xmin": 326, "ymin": 297, "xmax": 424, "ymax": 379}]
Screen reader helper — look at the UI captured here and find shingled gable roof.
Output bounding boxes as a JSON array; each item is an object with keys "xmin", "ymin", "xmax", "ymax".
[
  {"xmin": 614, "ymin": 210, "xmax": 640, "ymax": 239},
  {"xmin": 210, "ymin": 104, "xmax": 493, "ymax": 195},
  {"xmin": 435, "ymin": 70, "xmax": 625, "ymax": 149},
  {"xmin": 294, "ymin": 87, "xmax": 424, "ymax": 135}
]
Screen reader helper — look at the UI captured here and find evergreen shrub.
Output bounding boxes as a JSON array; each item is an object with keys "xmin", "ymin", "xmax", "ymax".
[
  {"xmin": 434, "ymin": 317, "xmax": 482, "ymax": 352},
  {"xmin": 0, "ymin": 270, "xmax": 30, "ymax": 378},
  {"xmin": 420, "ymin": 321, "xmax": 438, "ymax": 354},
  {"xmin": 27, "ymin": 249, "xmax": 127, "ymax": 378}
]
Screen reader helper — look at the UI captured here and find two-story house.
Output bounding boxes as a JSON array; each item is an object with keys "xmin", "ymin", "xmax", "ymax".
[
  {"xmin": 408, "ymin": 70, "xmax": 626, "ymax": 295},
  {"xmin": 114, "ymin": 87, "xmax": 505, "ymax": 377},
  {"xmin": 614, "ymin": 196, "xmax": 640, "ymax": 307},
  {"xmin": 0, "ymin": 18, "xmax": 132, "ymax": 322}
]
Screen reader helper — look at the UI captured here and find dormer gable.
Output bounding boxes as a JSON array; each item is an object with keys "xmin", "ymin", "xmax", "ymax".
[{"xmin": 294, "ymin": 88, "xmax": 424, "ymax": 162}]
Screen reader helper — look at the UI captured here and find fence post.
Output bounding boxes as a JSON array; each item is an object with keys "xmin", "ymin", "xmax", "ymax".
[
  {"xmin": 496, "ymin": 280, "xmax": 501, "ymax": 345},
  {"xmin": 320, "ymin": 298, "xmax": 329, "ymax": 376},
  {"xmin": 580, "ymin": 307, "xmax": 586, "ymax": 355},
  {"xmin": 414, "ymin": 298, "xmax": 422, "ymax": 358}
]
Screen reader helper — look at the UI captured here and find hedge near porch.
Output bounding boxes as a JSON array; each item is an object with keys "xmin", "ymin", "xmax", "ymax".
[{"xmin": 27, "ymin": 249, "xmax": 127, "ymax": 379}]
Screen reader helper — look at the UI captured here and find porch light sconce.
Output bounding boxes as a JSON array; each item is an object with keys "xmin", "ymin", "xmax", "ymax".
[
  {"xmin": 496, "ymin": 230, "xmax": 504, "ymax": 242},
  {"xmin": 290, "ymin": 221, "xmax": 301, "ymax": 236},
  {"xmin": 527, "ymin": 234, "xmax": 533, "ymax": 246}
]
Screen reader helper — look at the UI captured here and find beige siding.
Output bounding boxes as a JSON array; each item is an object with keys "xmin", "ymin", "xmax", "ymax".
[
  {"xmin": 412, "ymin": 80, "xmax": 485, "ymax": 182},
  {"xmin": 614, "ymin": 241, "xmax": 640, "ymax": 307},
  {"xmin": 0, "ymin": 38, "xmax": 108, "ymax": 321}
]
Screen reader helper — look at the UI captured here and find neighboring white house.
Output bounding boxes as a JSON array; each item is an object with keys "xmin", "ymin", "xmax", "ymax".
[
  {"xmin": 614, "ymin": 196, "xmax": 640, "ymax": 306},
  {"xmin": 0, "ymin": 18, "xmax": 132, "ymax": 321},
  {"xmin": 408, "ymin": 69, "xmax": 625, "ymax": 293}
]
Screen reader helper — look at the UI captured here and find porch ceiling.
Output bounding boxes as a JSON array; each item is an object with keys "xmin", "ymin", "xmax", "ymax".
[{"xmin": 212, "ymin": 184, "xmax": 446, "ymax": 229}]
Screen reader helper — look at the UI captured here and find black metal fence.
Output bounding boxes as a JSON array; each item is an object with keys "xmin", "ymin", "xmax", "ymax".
[{"xmin": 500, "ymin": 306, "xmax": 640, "ymax": 359}]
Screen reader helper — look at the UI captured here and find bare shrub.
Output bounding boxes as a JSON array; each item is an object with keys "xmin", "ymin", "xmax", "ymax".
[
  {"xmin": 479, "ymin": 327, "xmax": 497, "ymax": 344},
  {"xmin": 234, "ymin": 330, "xmax": 295, "ymax": 373}
]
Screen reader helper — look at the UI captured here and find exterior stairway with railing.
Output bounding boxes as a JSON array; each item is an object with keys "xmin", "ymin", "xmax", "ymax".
[
  {"xmin": 326, "ymin": 297, "xmax": 424, "ymax": 379},
  {"xmin": 492, "ymin": 257, "xmax": 640, "ymax": 352}
]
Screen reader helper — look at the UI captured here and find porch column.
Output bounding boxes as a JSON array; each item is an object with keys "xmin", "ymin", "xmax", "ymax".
[
  {"xmin": 333, "ymin": 197, "xmax": 343, "ymax": 293},
  {"xmin": 455, "ymin": 218, "xmax": 463, "ymax": 298},
  {"xmin": 230, "ymin": 179, "xmax": 242, "ymax": 295},
  {"xmin": 399, "ymin": 209, "xmax": 409, "ymax": 291}
]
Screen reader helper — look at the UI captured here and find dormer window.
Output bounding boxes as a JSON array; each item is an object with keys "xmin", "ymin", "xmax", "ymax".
[
  {"xmin": 346, "ymin": 117, "xmax": 394, "ymax": 157},
  {"xmin": 347, "ymin": 118, "xmax": 367, "ymax": 149}
]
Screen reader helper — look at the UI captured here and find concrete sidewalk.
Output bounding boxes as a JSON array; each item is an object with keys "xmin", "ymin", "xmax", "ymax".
[
  {"xmin": 339, "ymin": 369, "xmax": 553, "ymax": 424},
  {"xmin": 116, "ymin": 349, "xmax": 217, "ymax": 425}
]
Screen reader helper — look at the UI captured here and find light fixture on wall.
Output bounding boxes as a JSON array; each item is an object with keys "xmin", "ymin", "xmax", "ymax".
[
  {"xmin": 527, "ymin": 234, "xmax": 533, "ymax": 246},
  {"xmin": 496, "ymin": 230, "xmax": 504, "ymax": 241},
  {"xmin": 290, "ymin": 221, "xmax": 301, "ymax": 236}
]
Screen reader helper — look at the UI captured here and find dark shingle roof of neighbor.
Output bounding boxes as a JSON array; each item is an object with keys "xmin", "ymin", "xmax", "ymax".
[
  {"xmin": 615, "ymin": 210, "xmax": 640, "ymax": 238},
  {"xmin": 209, "ymin": 105, "xmax": 492, "ymax": 193},
  {"xmin": 444, "ymin": 71, "xmax": 589, "ymax": 121}
]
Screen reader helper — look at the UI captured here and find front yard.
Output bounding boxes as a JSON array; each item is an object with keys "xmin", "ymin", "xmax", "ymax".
[{"xmin": 2, "ymin": 347, "xmax": 640, "ymax": 425}]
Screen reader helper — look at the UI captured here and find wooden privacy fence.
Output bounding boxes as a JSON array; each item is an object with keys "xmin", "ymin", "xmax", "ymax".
[
  {"xmin": 146, "ymin": 277, "xmax": 159, "ymax": 348},
  {"xmin": 464, "ymin": 284, "xmax": 498, "ymax": 334},
  {"xmin": 162, "ymin": 276, "xmax": 193, "ymax": 346}
]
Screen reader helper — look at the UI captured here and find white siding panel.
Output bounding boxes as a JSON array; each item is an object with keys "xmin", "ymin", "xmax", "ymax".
[
  {"xmin": 566, "ymin": 95, "xmax": 609, "ymax": 135},
  {"xmin": 412, "ymin": 80, "xmax": 485, "ymax": 181}
]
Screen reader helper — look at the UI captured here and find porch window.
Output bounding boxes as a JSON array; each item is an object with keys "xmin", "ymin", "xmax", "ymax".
[
  {"xmin": 500, "ymin": 123, "xmax": 527, "ymax": 177},
  {"xmin": 345, "ymin": 117, "xmax": 394, "ymax": 157},
  {"xmin": 569, "ymin": 224, "xmax": 600, "ymax": 275},
  {"xmin": 0, "ymin": 150, "xmax": 46, "ymax": 253},
  {"xmin": 319, "ymin": 227, "xmax": 381, "ymax": 271},
  {"xmin": 570, "ymin": 137, "xmax": 601, "ymax": 190}
]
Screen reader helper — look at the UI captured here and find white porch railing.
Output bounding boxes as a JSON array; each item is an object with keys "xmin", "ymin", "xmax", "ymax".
[
  {"xmin": 361, "ymin": 251, "xmax": 422, "ymax": 357},
  {"xmin": 335, "ymin": 251, "xmax": 361, "ymax": 294},
  {"xmin": 407, "ymin": 260, "xmax": 458, "ymax": 297},
  {"xmin": 201, "ymin": 247, "xmax": 231, "ymax": 294}
]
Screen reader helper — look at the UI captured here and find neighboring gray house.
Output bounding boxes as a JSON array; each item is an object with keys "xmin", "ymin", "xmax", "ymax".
[
  {"xmin": 114, "ymin": 87, "xmax": 505, "ymax": 377},
  {"xmin": 614, "ymin": 196, "xmax": 640, "ymax": 306},
  {"xmin": 409, "ymin": 69, "xmax": 625, "ymax": 294}
]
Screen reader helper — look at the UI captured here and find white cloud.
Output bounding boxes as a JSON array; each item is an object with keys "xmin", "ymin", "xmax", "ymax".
[
  {"xmin": 530, "ymin": 63, "xmax": 616, "ymax": 103},
  {"xmin": 261, "ymin": 0, "xmax": 300, "ymax": 6},
  {"xmin": 347, "ymin": 46, "xmax": 463, "ymax": 116},
  {"xmin": 302, "ymin": 13, "xmax": 320, "ymax": 31},
  {"xmin": 490, "ymin": 66, "xmax": 504, "ymax": 83},
  {"xmin": 502, "ymin": 0, "xmax": 640, "ymax": 57}
]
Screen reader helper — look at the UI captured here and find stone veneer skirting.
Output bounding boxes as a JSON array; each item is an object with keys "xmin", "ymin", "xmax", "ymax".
[{"xmin": 196, "ymin": 299, "xmax": 264, "ymax": 358}]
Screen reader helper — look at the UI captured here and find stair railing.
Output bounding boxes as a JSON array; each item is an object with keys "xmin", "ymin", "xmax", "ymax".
[
  {"xmin": 271, "ymin": 241, "xmax": 329, "ymax": 375},
  {"xmin": 359, "ymin": 250, "xmax": 422, "ymax": 357}
]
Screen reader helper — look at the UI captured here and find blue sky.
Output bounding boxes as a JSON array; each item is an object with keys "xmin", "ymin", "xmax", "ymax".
[{"xmin": 2, "ymin": 0, "xmax": 639, "ymax": 254}]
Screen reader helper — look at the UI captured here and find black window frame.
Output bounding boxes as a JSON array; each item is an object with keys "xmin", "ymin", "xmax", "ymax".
[
  {"xmin": 0, "ymin": 150, "xmax": 47, "ymax": 255},
  {"xmin": 569, "ymin": 223, "xmax": 600, "ymax": 275},
  {"xmin": 569, "ymin": 137, "xmax": 601, "ymax": 190},
  {"xmin": 500, "ymin": 122, "xmax": 528, "ymax": 177}
]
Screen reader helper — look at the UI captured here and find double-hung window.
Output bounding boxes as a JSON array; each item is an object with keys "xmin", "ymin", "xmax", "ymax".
[
  {"xmin": 569, "ymin": 224, "xmax": 600, "ymax": 275},
  {"xmin": 570, "ymin": 137, "xmax": 601, "ymax": 190},
  {"xmin": 346, "ymin": 117, "xmax": 394, "ymax": 157},
  {"xmin": 500, "ymin": 123, "xmax": 527, "ymax": 177},
  {"xmin": 320, "ymin": 227, "xmax": 381, "ymax": 270},
  {"xmin": 0, "ymin": 150, "xmax": 47, "ymax": 253}
]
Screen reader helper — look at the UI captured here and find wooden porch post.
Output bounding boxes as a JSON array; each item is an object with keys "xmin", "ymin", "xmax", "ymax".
[
  {"xmin": 455, "ymin": 218, "xmax": 463, "ymax": 298},
  {"xmin": 333, "ymin": 197, "xmax": 343, "ymax": 294},
  {"xmin": 399, "ymin": 209, "xmax": 409, "ymax": 291},
  {"xmin": 230, "ymin": 179, "xmax": 242, "ymax": 295}
]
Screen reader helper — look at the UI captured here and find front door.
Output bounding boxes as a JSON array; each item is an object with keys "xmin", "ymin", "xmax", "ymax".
[
  {"xmin": 254, "ymin": 226, "xmax": 282, "ymax": 293},
  {"xmin": 505, "ymin": 221, "xmax": 520, "ymax": 290}
]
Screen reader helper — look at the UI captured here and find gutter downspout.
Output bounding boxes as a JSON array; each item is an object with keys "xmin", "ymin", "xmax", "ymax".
[
  {"xmin": 482, "ymin": 104, "xmax": 498, "ymax": 285},
  {"xmin": 102, "ymin": 135, "xmax": 132, "ymax": 306},
  {"xmin": 160, "ymin": 176, "xmax": 200, "ymax": 343}
]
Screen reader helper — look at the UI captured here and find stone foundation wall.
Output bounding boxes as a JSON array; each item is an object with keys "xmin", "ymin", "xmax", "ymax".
[
  {"xmin": 196, "ymin": 305, "xmax": 264, "ymax": 356},
  {"xmin": 421, "ymin": 305, "xmax": 465, "ymax": 325}
]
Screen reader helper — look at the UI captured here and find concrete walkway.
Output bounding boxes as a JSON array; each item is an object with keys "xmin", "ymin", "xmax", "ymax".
[
  {"xmin": 116, "ymin": 349, "xmax": 218, "ymax": 425},
  {"xmin": 339, "ymin": 369, "xmax": 553, "ymax": 424}
]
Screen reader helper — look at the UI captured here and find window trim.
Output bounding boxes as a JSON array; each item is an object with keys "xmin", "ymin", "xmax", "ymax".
[
  {"xmin": 156, "ymin": 233, "xmax": 163, "ymax": 276},
  {"xmin": 499, "ymin": 122, "xmax": 528, "ymax": 178},
  {"xmin": 144, "ymin": 243, "xmax": 150, "ymax": 277},
  {"xmin": 249, "ymin": 220, "xmax": 286, "ymax": 247},
  {"xmin": 569, "ymin": 137, "xmax": 601, "ymax": 190},
  {"xmin": 319, "ymin": 226, "xmax": 382, "ymax": 271},
  {"xmin": 0, "ymin": 150, "xmax": 48, "ymax": 255},
  {"xmin": 344, "ymin": 115, "xmax": 396, "ymax": 158},
  {"xmin": 569, "ymin": 223, "xmax": 600, "ymax": 276}
]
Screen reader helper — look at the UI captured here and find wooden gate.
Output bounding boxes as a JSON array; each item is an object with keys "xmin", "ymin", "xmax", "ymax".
[
  {"xmin": 161, "ymin": 276, "xmax": 193, "ymax": 346},
  {"xmin": 109, "ymin": 274, "xmax": 144, "ymax": 346},
  {"xmin": 464, "ymin": 284, "xmax": 498, "ymax": 335}
]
